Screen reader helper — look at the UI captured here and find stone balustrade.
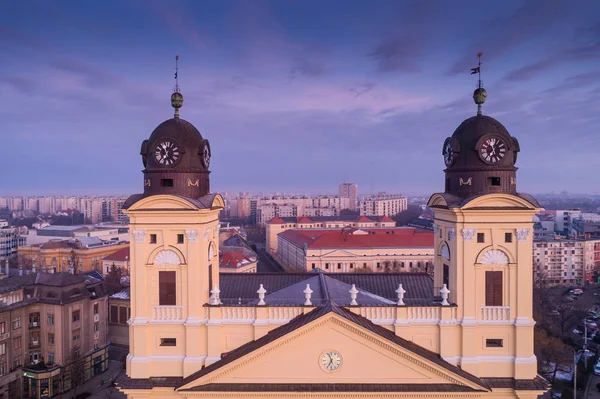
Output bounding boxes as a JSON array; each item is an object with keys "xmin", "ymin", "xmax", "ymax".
[{"xmin": 153, "ymin": 305, "xmax": 183, "ymax": 321}]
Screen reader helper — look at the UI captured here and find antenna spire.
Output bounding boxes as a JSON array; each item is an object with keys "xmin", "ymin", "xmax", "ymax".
[
  {"xmin": 171, "ymin": 55, "xmax": 184, "ymax": 119},
  {"xmin": 471, "ymin": 52, "xmax": 487, "ymax": 116}
]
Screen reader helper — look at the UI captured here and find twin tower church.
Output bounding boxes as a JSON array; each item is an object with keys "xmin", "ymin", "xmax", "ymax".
[{"xmin": 116, "ymin": 78, "xmax": 548, "ymax": 398}]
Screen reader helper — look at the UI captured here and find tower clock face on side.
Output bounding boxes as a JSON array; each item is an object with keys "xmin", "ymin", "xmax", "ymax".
[
  {"xmin": 320, "ymin": 351, "xmax": 342, "ymax": 371},
  {"xmin": 154, "ymin": 140, "xmax": 181, "ymax": 166},
  {"xmin": 479, "ymin": 137, "xmax": 507, "ymax": 164},
  {"xmin": 442, "ymin": 138, "xmax": 456, "ymax": 167},
  {"xmin": 201, "ymin": 140, "xmax": 211, "ymax": 169}
]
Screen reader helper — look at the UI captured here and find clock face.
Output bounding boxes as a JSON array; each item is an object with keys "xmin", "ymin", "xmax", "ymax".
[
  {"xmin": 320, "ymin": 351, "xmax": 342, "ymax": 371},
  {"xmin": 442, "ymin": 139, "xmax": 455, "ymax": 167},
  {"xmin": 479, "ymin": 137, "xmax": 507, "ymax": 164},
  {"xmin": 154, "ymin": 140, "xmax": 180, "ymax": 166},
  {"xmin": 201, "ymin": 141, "xmax": 211, "ymax": 169}
]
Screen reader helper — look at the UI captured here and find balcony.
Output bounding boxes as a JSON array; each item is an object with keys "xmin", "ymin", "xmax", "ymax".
[
  {"xmin": 94, "ymin": 314, "xmax": 100, "ymax": 323},
  {"xmin": 0, "ymin": 332, "xmax": 10, "ymax": 341},
  {"xmin": 152, "ymin": 305, "xmax": 183, "ymax": 321},
  {"xmin": 29, "ymin": 339, "xmax": 40, "ymax": 349},
  {"xmin": 28, "ymin": 320, "xmax": 40, "ymax": 329},
  {"xmin": 480, "ymin": 306, "xmax": 511, "ymax": 322}
]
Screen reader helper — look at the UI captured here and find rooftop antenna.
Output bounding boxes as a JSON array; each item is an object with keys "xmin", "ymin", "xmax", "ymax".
[
  {"xmin": 471, "ymin": 52, "xmax": 486, "ymax": 116},
  {"xmin": 171, "ymin": 55, "xmax": 183, "ymax": 119}
]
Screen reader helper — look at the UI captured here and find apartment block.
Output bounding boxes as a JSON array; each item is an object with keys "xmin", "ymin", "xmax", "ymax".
[
  {"xmin": 533, "ymin": 238, "xmax": 600, "ymax": 285},
  {"xmin": 360, "ymin": 194, "xmax": 407, "ymax": 217},
  {"xmin": 0, "ymin": 272, "xmax": 109, "ymax": 398}
]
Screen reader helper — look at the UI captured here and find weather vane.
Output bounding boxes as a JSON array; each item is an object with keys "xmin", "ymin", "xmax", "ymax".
[
  {"xmin": 174, "ymin": 55, "xmax": 180, "ymax": 93},
  {"xmin": 471, "ymin": 52, "xmax": 486, "ymax": 116}
]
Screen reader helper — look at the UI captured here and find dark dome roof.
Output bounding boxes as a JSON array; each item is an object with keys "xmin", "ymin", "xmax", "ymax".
[
  {"xmin": 447, "ymin": 114, "xmax": 518, "ymax": 170},
  {"xmin": 143, "ymin": 118, "xmax": 206, "ymax": 171}
]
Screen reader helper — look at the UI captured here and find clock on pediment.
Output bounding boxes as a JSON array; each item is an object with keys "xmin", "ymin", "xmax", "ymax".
[{"xmin": 320, "ymin": 350, "xmax": 342, "ymax": 371}]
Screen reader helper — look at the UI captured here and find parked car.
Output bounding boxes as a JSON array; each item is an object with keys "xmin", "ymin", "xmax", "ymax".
[
  {"xmin": 574, "ymin": 327, "xmax": 584, "ymax": 335},
  {"xmin": 594, "ymin": 362, "xmax": 600, "ymax": 376},
  {"xmin": 549, "ymin": 309, "xmax": 561, "ymax": 316}
]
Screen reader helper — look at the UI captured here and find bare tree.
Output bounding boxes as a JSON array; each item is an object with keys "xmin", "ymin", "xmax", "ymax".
[{"xmin": 535, "ymin": 327, "xmax": 572, "ymax": 383}]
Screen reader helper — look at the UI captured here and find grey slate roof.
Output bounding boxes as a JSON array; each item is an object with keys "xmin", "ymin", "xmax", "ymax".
[
  {"xmin": 123, "ymin": 193, "xmax": 219, "ymax": 210},
  {"xmin": 218, "ymin": 271, "xmax": 434, "ymax": 306}
]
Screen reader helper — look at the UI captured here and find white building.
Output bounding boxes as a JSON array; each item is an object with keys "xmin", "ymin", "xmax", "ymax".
[
  {"xmin": 360, "ymin": 194, "xmax": 407, "ymax": 217},
  {"xmin": 533, "ymin": 238, "xmax": 600, "ymax": 285}
]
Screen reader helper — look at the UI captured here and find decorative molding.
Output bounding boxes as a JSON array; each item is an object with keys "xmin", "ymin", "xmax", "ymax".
[
  {"xmin": 447, "ymin": 228, "xmax": 456, "ymax": 241},
  {"xmin": 204, "ymin": 228, "xmax": 210, "ymax": 242},
  {"xmin": 480, "ymin": 249, "xmax": 509, "ymax": 265},
  {"xmin": 462, "ymin": 228, "xmax": 476, "ymax": 242},
  {"xmin": 515, "ymin": 355, "xmax": 537, "ymax": 364},
  {"xmin": 459, "ymin": 177, "xmax": 472, "ymax": 186},
  {"xmin": 154, "ymin": 250, "xmax": 181, "ymax": 265},
  {"xmin": 516, "ymin": 228, "xmax": 530, "ymax": 242},
  {"xmin": 185, "ymin": 229, "xmax": 199, "ymax": 243},
  {"xmin": 461, "ymin": 355, "xmax": 516, "ymax": 364},
  {"xmin": 132, "ymin": 229, "xmax": 146, "ymax": 243}
]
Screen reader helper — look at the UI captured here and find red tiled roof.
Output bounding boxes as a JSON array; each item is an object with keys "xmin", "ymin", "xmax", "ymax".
[
  {"xmin": 378, "ymin": 216, "xmax": 395, "ymax": 222},
  {"xmin": 279, "ymin": 228, "xmax": 433, "ymax": 249},
  {"xmin": 267, "ymin": 217, "xmax": 285, "ymax": 224},
  {"xmin": 296, "ymin": 216, "xmax": 312, "ymax": 223},
  {"xmin": 103, "ymin": 246, "xmax": 130, "ymax": 261},
  {"xmin": 219, "ymin": 251, "xmax": 255, "ymax": 269},
  {"xmin": 356, "ymin": 216, "xmax": 372, "ymax": 222}
]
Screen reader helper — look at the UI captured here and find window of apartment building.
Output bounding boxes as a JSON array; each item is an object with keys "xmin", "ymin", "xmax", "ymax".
[
  {"xmin": 150, "ymin": 234, "xmax": 157, "ymax": 244},
  {"xmin": 505, "ymin": 233, "xmax": 512, "ymax": 243},
  {"xmin": 110, "ymin": 306, "xmax": 119, "ymax": 324},
  {"xmin": 12, "ymin": 317, "xmax": 21, "ymax": 330},
  {"xmin": 94, "ymin": 303, "xmax": 99, "ymax": 315},
  {"xmin": 47, "ymin": 333, "xmax": 55, "ymax": 345},
  {"xmin": 119, "ymin": 307, "xmax": 128, "ymax": 324},
  {"xmin": 0, "ymin": 343, "xmax": 5, "ymax": 355},
  {"xmin": 572, "ymin": 250, "xmax": 576, "ymax": 254},
  {"xmin": 72, "ymin": 329, "xmax": 81, "ymax": 343},
  {"xmin": 311, "ymin": 263, "xmax": 315, "ymax": 269},
  {"xmin": 72, "ymin": 310, "xmax": 81, "ymax": 323},
  {"xmin": 0, "ymin": 322, "xmax": 4, "ymax": 334},
  {"xmin": 12, "ymin": 336, "xmax": 20, "ymax": 349},
  {"xmin": 159, "ymin": 271, "xmax": 177, "ymax": 306},
  {"xmin": 177, "ymin": 234, "xmax": 184, "ymax": 244},
  {"xmin": 12, "ymin": 356, "xmax": 22, "ymax": 369},
  {"xmin": 0, "ymin": 362, "xmax": 5, "ymax": 376},
  {"xmin": 94, "ymin": 322, "xmax": 100, "ymax": 332},
  {"xmin": 48, "ymin": 352, "xmax": 55, "ymax": 364},
  {"xmin": 47, "ymin": 314, "xmax": 54, "ymax": 326},
  {"xmin": 477, "ymin": 233, "xmax": 485, "ymax": 243},
  {"xmin": 486, "ymin": 339, "xmax": 503, "ymax": 348},
  {"xmin": 485, "ymin": 271, "xmax": 503, "ymax": 306},
  {"xmin": 160, "ymin": 338, "xmax": 177, "ymax": 347}
]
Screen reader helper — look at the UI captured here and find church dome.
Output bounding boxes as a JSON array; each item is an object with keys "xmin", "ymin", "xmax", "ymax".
[
  {"xmin": 143, "ymin": 118, "xmax": 206, "ymax": 171},
  {"xmin": 446, "ymin": 115, "xmax": 518, "ymax": 170}
]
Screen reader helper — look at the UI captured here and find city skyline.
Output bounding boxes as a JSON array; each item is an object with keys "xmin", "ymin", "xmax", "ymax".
[{"xmin": 1, "ymin": 0, "xmax": 600, "ymax": 196}]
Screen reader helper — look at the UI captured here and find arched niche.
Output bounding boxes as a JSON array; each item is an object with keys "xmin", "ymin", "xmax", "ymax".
[
  {"xmin": 440, "ymin": 242, "xmax": 450, "ymax": 260},
  {"xmin": 153, "ymin": 249, "xmax": 182, "ymax": 265},
  {"xmin": 208, "ymin": 241, "xmax": 216, "ymax": 261}
]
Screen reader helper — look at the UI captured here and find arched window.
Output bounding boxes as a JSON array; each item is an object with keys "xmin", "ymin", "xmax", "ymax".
[{"xmin": 440, "ymin": 243, "xmax": 450, "ymax": 260}]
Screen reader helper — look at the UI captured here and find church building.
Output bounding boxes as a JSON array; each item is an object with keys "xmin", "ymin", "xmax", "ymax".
[{"xmin": 116, "ymin": 74, "xmax": 548, "ymax": 398}]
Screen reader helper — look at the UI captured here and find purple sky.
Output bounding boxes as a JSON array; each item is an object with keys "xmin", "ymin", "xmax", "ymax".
[{"xmin": 1, "ymin": 0, "xmax": 599, "ymax": 196}]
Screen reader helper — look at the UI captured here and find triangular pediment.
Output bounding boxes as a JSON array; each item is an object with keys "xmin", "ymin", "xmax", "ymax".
[
  {"xmin": 178, "ymin": 307, "xmax": 487, "ymax": 392},
  {"xmin": 320, "ymin": 248, "xmax": 359, "ymax": 257}
]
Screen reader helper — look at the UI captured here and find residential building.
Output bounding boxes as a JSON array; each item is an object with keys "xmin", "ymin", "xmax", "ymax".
[
  {"xmin": 0, "ymin": 224, "xmax": 27, "ymax": 265},
  {"xmin": 360, "ymin": 194, "xmax": 408, "ymax": 217},
  {"xmin": 572, "ymin": 213, "xmax": 600, "ymax": 238},
  {"xmin": 533, "ymin": 237, "xmax": 600, "ymax": 285},
  {"xmin": 116, "ymin": 87, "xmax": 546, "ymax": 398},
  {"xmin": 533, "ymin": 213, "xmax": 555, "ymax": 240},
  {"xmin": 101, "ymin": 247, "xmax": 130, "ymax": 275},
  {"xmin": 108, "ymin": 288, "xmax": 130, "ymax": 361},
  {"xmin": 18, "ymin": 239, "xmax": 129, "ymax": 274},
  {"xmin": 0, "ymin": 272, "xmax": 109, "ymax": 398},
  {"xmin": 554, "ymin": 209, "xmax": 581, "ymax": 232},
  {"xmin": 266, "ymin": 215, "xmax": 396, "ymax": 258},
  {"xmin": 338, "ymin": 183, "xmax": 358, "ymax": 211}
]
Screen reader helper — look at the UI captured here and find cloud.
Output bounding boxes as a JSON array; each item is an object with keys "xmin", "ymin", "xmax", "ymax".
[
  {"xmin": 290, "ymin": 57, "xmax": 326, "ymax": 79},
  {"xmin": 367, "ymin": 1, "xmax": 434, "ymax": 73},
  {"xmin": 447, "ymin": 0, "xmax": 568, "ymax": 75}
]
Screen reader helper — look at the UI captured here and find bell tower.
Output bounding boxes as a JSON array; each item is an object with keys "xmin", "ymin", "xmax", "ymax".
[
  {"xmin": 124, "ymin": 57, "xmax": 224, "ymax": 379},
  {"xmin": 428, "ymin": 54, "xmax": 540, "ymax": 379}
]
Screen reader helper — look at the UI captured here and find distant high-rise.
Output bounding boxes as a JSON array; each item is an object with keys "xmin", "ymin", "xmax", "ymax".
[{"xmin": 338, "ymin": 182, "xmax": 358, "ymax": 211}]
